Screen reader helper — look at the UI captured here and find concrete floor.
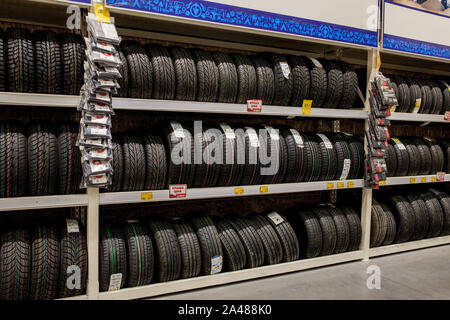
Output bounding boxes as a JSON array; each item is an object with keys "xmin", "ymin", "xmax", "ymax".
[{"xmin": 154, "ymin": 245, "xmax": 450, "ymax": 300}]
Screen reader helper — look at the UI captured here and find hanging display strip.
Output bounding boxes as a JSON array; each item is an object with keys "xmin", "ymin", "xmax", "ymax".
[
  {"xmin": 78, "ymin": 11, "xmax": 122, "ymax": 188},
  {"xmin": 382, "ymin": 0, "xmax": 450, "ymax": 60},
  {"xmin": 61, "ymin": 0, "xmax": 379, "ymax": 48}
]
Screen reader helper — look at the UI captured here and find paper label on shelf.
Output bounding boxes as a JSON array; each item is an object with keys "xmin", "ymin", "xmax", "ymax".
[
  {"xmin": 90, "ymin": 174, "xmax": 108, "ymax": 184},
  {"xmin": 391, "ymin": 138, "xmax": 406, "ymax": 150},
  {"xmin": 267, "ymin": 212, "xmax": 284, "ymax": 225},
  {"xmin": 234, "ymin": 187, "xmax": 244, "ymax": 195},
  {"xmin": 347, "ymin": 181, "xmax": 355, "ymax": 188},
  {"xmin": 340, "ymin": 159, "xmax": 351, "ymax": 180},
  {"xmin": 260, "ymin": 186, "xmax": 269, "ymax": 193},
  {"xmin": 246, "ymin": 128, "xmax": 260, "ymax": 147},
  {"xmin": 431, "ymin": 176, "xmax": 437, "ymax": 182},
  {"xmin": 337, "ymin": 182, "xmax": 344, "ymax": 189},
  {"xmin": 66, "ymin": 219, "xmax": 79, "ymax": 233},
  {"xmin": 437, "ymin": 172, "xmax": 445, "ymax": 182},
  {"xmin": 326, "ymin": 182, "xmax": 335, "ymax": 189},
  {"xmin": 264, "ymin": 126, "xmax": 279, "ymax": 141},
  {"xmin": 379, "ymin": 180, "xmax": 387, "ymax": 186},
  {"xmin": 445, "ymin": 111, "xmax": 450, "ymax": 121},
  {"xmin": 421, "ymin": 177, "xmax": 427, "ymax": 183},
  {"xmin": 413, "ymin": 99, "xmax": 421, "ymax": 113},
  {"xmin": 410, "ymin": 178, "xmax": 416, "ymax": 184},
  {"xmin": 247, "ymin": 100, "xmax": 262, "ymax": 112},
  {"xmin": 141, "ymin": 192, "xmax": 153, "ymax": 200},
  {"xmin": 317, "ymin": 134, "xmax": 333, "ymax": 149},
  {"xmin": 169, "ymin": 184, "xmax": 187, "ymax": 199},
  {"xmin": 220, "ymin": 123, "xmax": 236, "ymax": 139},
  {"xmin": 290, "ymin": 129, "xmax": 304, "ymax": 148},
  {"xmin": 390, "ymin": 105, "xmax": 397, "ymax": 113},
  {"xmin": 302, "ymin": 100, "xmax": 312, "ymax": 115},
  {"xmin": 170, "ymin": 122, "xmax": 185, "ymax": 138},
  {"xmin": 108, "ymin": 273, "xmax": 122, "ymax": 291},
  {"xmin": 210, "ymin": 255, "xmax": 223, "ymax": 275},
  {"xmin": 280, "ymin": 62, "xmax": 290, "ymax": 79}
]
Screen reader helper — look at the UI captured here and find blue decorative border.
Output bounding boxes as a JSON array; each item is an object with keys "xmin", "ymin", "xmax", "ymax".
[
  {"xmin": 383, "ymin": 34, "xmax": 450, "ymax": 60},
  {"xmin": 68, "ymin": 0, "xmax": 378, "ymax": 47}
]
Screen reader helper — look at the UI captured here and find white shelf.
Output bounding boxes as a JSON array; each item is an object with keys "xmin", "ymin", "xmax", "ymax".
[
  {"xmin": 381, "ymin": 174, "xmax": 450, "ymax": 187},
  {"xmin": 0, "ymin": 92, "xmax": 368, "ymax": 120},
  {"xmin": 99, "ymin": 180, "xmax": 363, "ymax": 206},
  {"xmin": 388, "ymin": 112, "xmax": 450, "ymax": 124},
  {"xmin": 369, "ymin": 236, "xmax": 450, "ymax": 258},
  {"xmin": 95, "ymin": 250, "xmax": 363, "ymax": 300},
  {"xmin": 0, "ymin": 194, "xmax": 88, "ymax": 212}
]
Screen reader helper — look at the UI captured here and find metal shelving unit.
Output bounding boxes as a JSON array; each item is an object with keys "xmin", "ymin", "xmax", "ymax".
[{"xmin": 0, "ymin": 0, "xmax": 448, "ymax": 301}]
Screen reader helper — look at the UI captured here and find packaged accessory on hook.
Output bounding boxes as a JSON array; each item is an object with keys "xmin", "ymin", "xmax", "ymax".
[{"xmin": 78, "ymin": 9, "xmax": 122, "ymax": 189}]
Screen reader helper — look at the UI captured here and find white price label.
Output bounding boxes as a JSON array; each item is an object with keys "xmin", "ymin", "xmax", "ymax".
[
  {"xmin": 90, "ymin": 127, "xmax": 107, "ymax": 136},
  {"xmin": 392, "ymin": 138, "xmax": 406, "ymax": 150},
  {"xmin": 280, "ymin": 62, "xmax": 291, "ymax": 79},
  {"xmin": 170, "ymin": 122, "xmax": 185, "ymax": 138},
  {"xmin": 108, "ymin": 273, "xmax": 122, "ymax": 291},
  {"xmin": 264, "ymin": 125, "xmax": 279, "ymax": 141},
  {"xmin": 66, "ymin": 219, "xmax": 80, "ymax": 233},
  {"xmin": 340, "ymin": 159, "xmax": 351, "ymax": 180},
  {"xmin": 246, "ymin": 128, "xmax": 260, "ymax": 147},
  {"xmin": 210, "ymin": 255, "xmax": 223, "ymax": 275},
  {"xmin": 267, "ymin": 212, "xmax": 284, "ymax": 225},
  {"xmin": 93, "ymin": 103, "xmax": 111, "ymax": 112},
  {"xmin": 290, "ymin": 129, "xmax": 304, "ymax": 148},
  {"xmin": 317, "ymin": 133, "xmax": 333, "ymax": 149},
  {"xmin": 220, "ymin": 123, "xmax": 236, "ymax": 139}
]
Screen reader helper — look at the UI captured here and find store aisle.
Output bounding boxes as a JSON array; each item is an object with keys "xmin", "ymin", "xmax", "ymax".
[{"xmin": 154, "ymin": 245, "xmax": 450, "ymax": 300}]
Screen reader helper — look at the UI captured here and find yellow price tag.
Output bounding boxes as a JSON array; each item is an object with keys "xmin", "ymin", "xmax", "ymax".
[
  {"xmin": 337, "ymin": 182, "xmax": 345, "ymax": 189},
  {"xmin": 259, "ymin": 186, "xmax": 268, "ymax": 193},
  {"xmin": 410, "ymin": 178, "xmax": 416, "ymax": 184},
  {"xmin": 93, "ymin": 1, "xmax": 111, "ymax": 23},
  {"xmin": 431, "ymin": 176, "xmax": 437, "ymax": 182},
  {"xmin": 302, "ymin": 100, "xmax": 313, "ymax": 115},
  {"xmin": 380, "ymin": 180, "xmax": 386, "ymax": 186},
  {"xmin": 234, "ymin": 187, "xmax": 244, "ymax": 195},
  {"xmin": 326, "ymin": 182, "xmax": 334, "ymax": 189},
  {"xmin": 390, "ymin": 105, "xmax": 397, "ymax": 113},
  {"xmin": 421, "ymin": 177, "xmax": 427, "ymax": 183},
  {"xmin": 141, "ymin": 192, "xmax": 153, "ymax": 200},
  {"xmin": 347, "ymin": 181, "xmax": 354, "ymax": 188}
]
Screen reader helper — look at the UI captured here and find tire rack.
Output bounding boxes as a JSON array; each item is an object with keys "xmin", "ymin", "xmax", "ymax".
[{"xmin": 0, "ymin": 0, "xmax": 449, "ymax": 301}]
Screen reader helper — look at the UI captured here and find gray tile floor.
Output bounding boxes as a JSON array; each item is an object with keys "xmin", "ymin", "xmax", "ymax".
[{"xmin": 154, "ymin": 245, "xmax": 450, "ymax": 300}]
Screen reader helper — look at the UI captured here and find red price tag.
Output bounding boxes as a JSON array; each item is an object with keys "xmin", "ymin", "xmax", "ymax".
[
  {"xmin": 444, "ymin": 111, "xmax": 450, "ymax": 121},
  {"xmin": 437, "ymin": 172, "xmax": 445, "ymax": 182},
  {"xmin": 169, "ymin": 184, "xmax": 187, "ymax": 199},
  {"xmin": 247, "ymin": 100, "xmax": 262, "ymax": 112}
]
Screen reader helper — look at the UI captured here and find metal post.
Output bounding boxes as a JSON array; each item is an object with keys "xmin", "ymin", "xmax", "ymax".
[
  {"xmin": 86, "ymin": 187, "xmax": 100, "ymax": 299},
  {"xmin": 360, "ymin": 48, "xmax": 379, "ymax": 261}
]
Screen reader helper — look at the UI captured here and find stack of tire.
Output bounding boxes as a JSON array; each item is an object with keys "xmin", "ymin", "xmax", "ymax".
[
  {"xmin": 387, "ymin": 75, "xmax": 450, "ymax": 115},
  {"xmin": 0, "ymin": 218, "xmax": 87, "ymax": 300},
  {"xmin": 0, "ymin": 27, "xmax": 85, "ymax": 95},
  {"xmin": 110, "ymin": 123, "xmax": 365, "ymax": 192},
  {"xmin": 99, "ymin": 204, "xmax": 361, "ymax": 292},
  {"xmin": 119, "ymin": 41, "xmax": 359, "ymax": 108},
  {"xmin": 386, "ymin": 137, "xmax": 447, "ymax": 177},
  {"xmin": 0, "ymin": 121, "xmax": 82, "ymax": 198},
  {"xmin": 370, "ymin": 189, "xmax": 450, "ymax": 247}
]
